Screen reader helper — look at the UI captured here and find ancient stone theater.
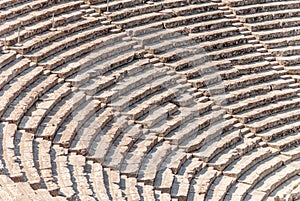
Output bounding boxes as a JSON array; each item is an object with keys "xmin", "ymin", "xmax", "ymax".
[{"xmin": 0, "ymin": 0, "xmax": 299, "ymax": 200}]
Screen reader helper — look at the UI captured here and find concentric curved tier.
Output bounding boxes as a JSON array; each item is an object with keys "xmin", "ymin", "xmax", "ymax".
[{"xmin": 0, "ymin": 0, "xmax": 300, "ymax": 200}]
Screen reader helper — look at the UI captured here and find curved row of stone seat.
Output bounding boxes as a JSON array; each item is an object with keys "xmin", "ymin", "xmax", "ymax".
[
  {"xmin": 187, "ymin": 138, "xmax": 300, "ymax": 201},
  {"xmin": 39, "ymin": 31, "xmax": 137, "ymax": 75},
  {"xmin": 0, "ymin": 51, "xmax": 71, "ymax": 138},
  {"xmin": 1, "ymin": 47, "xmax": 69, "ymax": 200},
  {"xmin": 0, "ymin": 174, "xmax": 63, "ymax": 200},
  {"xmin": 16, "ymin": 130, "xmax": 40, "ymax": 189},
  {"xmin": 183, "ymin": 110, "xmax": 300, "ymax": 200},
  {"xmin": 121, "ymin": 174, "xmax": 141, "ymax": 200},
  {"xmin": 0, "ymin": 64, "xmax": 44, "ymax": 121},
  {"xmin": 0, "ymin": 51, "xmax": 16, "ymax": 68},
  {"xmin": 136, "ymin": 118, "xmax": 254, "ymax": 201},
  {"xmin": 53, "ymin": 99, "xmax": 102, "ymax": 148},
  {"xmin": 67, "ymin": 153, "xmax": 96, "ymax": 200},
  {"xmin": 228, "ymin": 0, "xmax": 300, "ymax": 15},
  {"xmin": 232, "ymin": 90, "xmax": 300, "ymax": 151},
  {"xmin": 35, "ymin": 91, "xmax": 86, "ymax": 139},
  {"xmin": 229, "ymin": 154, "xmax": 289, "ymax": 200},
  {"xmin": 2, "ymin": 74, "xmax": 59, "ymax": 125},
  {"xmin": 120, "ymin": 2, "xmax": 237, "ymax": 95},
  {"xmin": 1, "ymin": 123, "xmax": 22, "ymax": 182},
  {"xmin": 0, "ymin": 66, "xmax": 94, "ymax": 199},
  {"xmin": 0, "ymin": 0, "xmax": 59, "ymax": 23},
  {"xmin": 109, "ymin": 99, "xmax": 242, "ymax": 200},
  {"xmin": 12, "ymin": 16, "xmax": 99, "ymax": 55},
  {"xmin": 108, "ymin": 69, "xmax": 181, "ymax": 111},
  {"xmin": 121, "ymin": 109, "xmax": 208, "ymax": 177},
  {"xmin": 267, "ymin": 174, "xmax": 300, "ymax": 201},
  {"xmin": 0, "ymin": 0, "xmax": 30, "ymax": 9},
  {"xmin": 59, "ymin": 60, "xmax": 176, "ymax": 155},
  {"xmin": 225, "ymin": 0, "xmax": 300, "ymax": 77},
  {"xmin": 0, "ymin": 122, "xmax": 68, "ymax": 200},
  {"xmin": 229, "ymin": 88, "xmax": 300, "ymax": 116},
  {"xmin": 94, "ymin": 0, "xmax": 221, "ymax": 32},
  {"xmin": 34, "ymin": 138, "xmax": 60, "ymax": 196},
  {"xmin": 188, "ymin": 135, "xmax": 258, "ymax": 200},
  {"xmin": 1, "ymin": 0, "xmax": 85, "ymax": 46},
  {"xmin": 126, "ymin": 3, "xmax": 226, "ymax": 42},
  {"xmin": 233, "ymin": 157, "xmax": 300, "ymax": 200},
  {"xmin": 86, "ymin": 161, "xmax": 110, "ymax": 200},
  {"xmin": 24, "ymin": 21, "xmax": 114, "ymax": 63},
  {"xmin": 52, "ymin": 145, "xmax": 99, "ymax": 200},
  {"xmin": 11, "ymin": 90, "xmax": 103, "ymax": 198},
  {"xmin": 0, "ymin": 52, "xmax": 31, "ymax": 90},
  {"xmin": 87, "ymin": 69, "xmax": 200, "ymax": 165},
  {"xmin": 89, "ymin": 0, "xmax": 198, "ymax": 16},
  {"xmin": 19, "ymin": 83, "xmax": 72, "ymax": 133},
  {"xmin": 51, "ymin": 145, "xmax": 76, "ymax": 199},
  {"xmin": 91, "ymin": 0, "xmax": 145, "ymax": 13},
  {"xmin": 0, "ymin": 51, "xmax": 81, "ymax": 199},
  {"xmin": 51, "ymin": 32, "xmax": 137, "ymax": 78},
  {"xmin": 169, "ymin": 157, "xmax": 203, "ymax": 200},
  {"xmin": 148, "ymin": 118, "xmax": 244, "ymax": 200},
  {"xmin": 69, "ymin": 107, "xmax": 113, "ymax": 155}
]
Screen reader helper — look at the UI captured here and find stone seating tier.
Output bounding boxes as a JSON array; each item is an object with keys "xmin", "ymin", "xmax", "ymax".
[{"xmin": 0, "ymin": 0, "xmax": 300, "ymax": 200}]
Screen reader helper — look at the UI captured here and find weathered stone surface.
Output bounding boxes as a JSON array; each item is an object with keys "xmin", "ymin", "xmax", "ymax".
[{"xmin": 1, "ymin": 0, "xmax": 300, "ymax": 200}]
